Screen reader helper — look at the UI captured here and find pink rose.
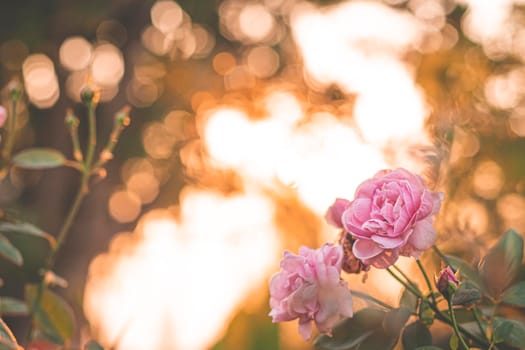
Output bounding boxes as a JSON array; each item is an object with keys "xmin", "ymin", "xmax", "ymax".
[
  {"xmin": 0, "ymin": 106, "xmax": 6, "ymax": 128},
  {"xmin": 327, "ymin": 168, "xmax": 443, "ymax": 268},
  {"xmin": 324, "ymin": 198, "xmax": 351, "ymax": 228},
  {"xmin": 269, "ymin": 243, "xmax": 353, "ymax": 340}
]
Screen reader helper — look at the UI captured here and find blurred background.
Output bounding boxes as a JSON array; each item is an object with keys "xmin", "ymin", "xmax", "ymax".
[{"xmin": 0, "ymin": 0, "xmax": 524, "ymax": 349}]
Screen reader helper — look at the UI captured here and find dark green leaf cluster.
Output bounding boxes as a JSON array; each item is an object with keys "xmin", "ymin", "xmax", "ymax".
[{"xmin": 314, "ymin": 229, "xmax": 525, "ymax": 350}]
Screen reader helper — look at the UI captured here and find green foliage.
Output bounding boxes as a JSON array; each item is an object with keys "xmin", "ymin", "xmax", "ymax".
[
  {"xmin": 399, "ymin": 287, "xmax": 418, "ymax": 313},
  {"xmin": 12, "ymin": 148, "xmax": 66, "ymax": 169},
  {"xmin": 0, "ymin": 222, "xmax": 55, "ymax": 249},
  {"xmin": 314, "ymin": 308, "xmax": 399, "ymax": 350},
  {"xmin": 0, "ymin": 318, "xmax": 22, "ymax": 350},
  {"xmin": 445, "ymin": 230, "xmax": 524, "ymax": 301},
  {"xmin": 0, "ymin": 222, "xmax": 55, "ymax": 279},
  {"xmin": 0, "ymin": 297, "xmax": 28, "ymax": 317},
  {"xmin": 446, "ymin": 308, "xmax": 476, "ymax": 324},
  {"xmin": 492, "ymin": 317, "xmax": 525, "ymax": 348},
  {"xmin": 449, "ymin": 333, "xmax": 458, "ymax": 350},
  {"xmin": 480, "ymin": 229, "xmax": 524, "ymax": 296},
  {"xmin": 452, "ymin": 281, "xmax": 481, "ymax": 306},
  {"xmin": 382, "ymin": 307, "xmax": 411, "ymax": 336},
  {"xmin": 25, "ymin": 285, "xmax": 75, "ymax": 345},
  {"xmin": 313, "ymin": 230, "xmax": 525, "ymax": 350},
  {"xmin": 0, "ymin": 234, "xmax": 22, "ymax": 266},
  {"xmin": 418, "ymin": 300, "xmax": 434, "ymax": 326},
  {"xmin": 501, "ymin": 281, "xmax": 525, "ymax": 307},
  {"xmin": 401, "ymin": 321, "xmax": 432, "ymax": 350}
]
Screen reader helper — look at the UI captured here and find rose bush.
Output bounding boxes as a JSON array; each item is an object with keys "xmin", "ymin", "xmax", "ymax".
[
  {"xmin": 269, "ymin": 243, "xmax": 353, "ymax": 340},
  {"xmin": 326, "ymin": 168, "xmax": 443, "ymax": 268}
]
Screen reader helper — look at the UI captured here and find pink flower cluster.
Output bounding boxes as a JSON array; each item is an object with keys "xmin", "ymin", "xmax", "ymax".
[
  {"xmin": 269, "ymin": 243, "xmax": 353, "ymax": 340},
  {"xmin": 269, "ymin": 168, "xmax": 443, "ymax": 340},
  {"xmin": 326, "ymin": 168, "xmax": 443, "ymax": 268}
]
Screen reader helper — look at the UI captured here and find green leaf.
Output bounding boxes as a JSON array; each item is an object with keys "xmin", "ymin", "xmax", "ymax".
[
  {"xmin": 12, "ymin": 148, "xmax": 66, "ymax": 169},
  {"xmin": 446, "ymin": 308, "xmax": 475, "ymax": 324},
  {"xmin": 355, "ymin": 329, "xmax": 398, "ymax": 350},
  {"xmin": 25, "ymin": 285, "xmax": 75, "ymax": 345},
  {"xmin": 399, "ymin": 288, "xmax": 418, "ymax": 313},
  {"xmin": 480, "ymin": 229, "xmax": 524, "ymax": 294},
  {"xmin": 449, "ymin": 334, "xmax": 458, "ymax": 350},
  {"xmin": 0, "ymin": 297, "xmax": 28, "ymax": 317},
  {"xmin": 0, "ymin": 318, "xmax": 22, "ymax": 350},
  {"xmin": 446, "ymin": 255, "xmax": 484, "ymax": 290},
  {"xmin": 314, "ymin": 308, "xmax": 386, "ymax": 350},
  {"xmin": 492, "ymin": 317, "xmax": 525, "ymax": 347},
  {"xmin": 502, "ymin": 281, "xmax": 525, "ymax": 307},
  {"xmin": 402, "ymin": 321, "xmax": 432, "ymax": 350},
  {"xmin": 382, "ymin": 307, "xmax": 411, "ymax": 336},
  {"xmin": 0, "ymin": 222, "xmax": 55, "ymax": 279},
  {"xmin": 418, "ymin": 300, "xmax": 434, "ymax": 326},
  {"xmin": 0, "ymin": 222, "xmax": 56, "ymax": 249},
  {"xmin": 452, "ymin": 281, "xmax": 481, "ymax": 306},
  {"xmin": 0, "ymin": 234, "xmax": 22, "ymax": 266},
  {"xmin": 84, "ymin": 340, "xmax": 105, "ymax": 350}
]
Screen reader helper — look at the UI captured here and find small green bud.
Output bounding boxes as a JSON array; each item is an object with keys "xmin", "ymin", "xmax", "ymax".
[
  {"xmin": 80, "ymin": 85, "xmax": 97, "ymax": 106},
  {"xmin": 7, "ymin": 81, "xmax": 22, "ymax": 101},
  {"xmin": 65, "ymin": 108, "xmax": 79, "ymax": 127},
  {"xmin": 115, "ymin": 105, "xmax": 131, "ymax": 126}
]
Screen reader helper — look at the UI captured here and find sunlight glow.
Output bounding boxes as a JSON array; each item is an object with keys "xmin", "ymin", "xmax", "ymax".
[
  {"xmin": 201, "ymin": 89, "xmax": 413, "ymax": 216},
  {"xmin": 85, "ymin": 190, "xmax": 278, "ymax": 350},
  {"xmin": 291, "ymin": 1, "xmax": 430, "ymax": 144}
]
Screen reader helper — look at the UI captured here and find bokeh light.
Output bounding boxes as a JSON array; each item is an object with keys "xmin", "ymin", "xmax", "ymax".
[
  {"xmin": 245, "ymin": 46, "xmax": 280, "ymax": 78},
  {"xmin": 151, "ymin": 1, "xmax": 184, "ymax": 35},
  {"xmin": 59, "ymin": 36, "xmax": 93, "ymax": 71},
  {"xmin": 472, "ymin": 160, "xmax": 505, "ymax": 200},
  {"xmin": 22, "ymin": 54, "xmax": 60, "ymax": 108},
  {"xmin": 108, "ymin": 190, "xmax": 142, "ymax": 223},
  {"xmin": 142, "ymin": 122, "xmax": 175, "ymax": 159},
  {"xmin": 213, "ymin": 52, "xmax": 237, "ymax": 76},
  {"xmin": 91, "ymin": 43, "xmax": 125, "ymax": 88},
  {"xmin": 238, "ymin": 4, "xmax": 276, "ymax": 43}
]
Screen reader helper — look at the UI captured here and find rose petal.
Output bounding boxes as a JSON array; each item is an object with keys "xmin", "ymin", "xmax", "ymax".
[
  {"xmin": 365, "ymin": 249, "xmax": 399, "ymax": 268},
  {"xmin": 350, "ymin": 198, "xmax": 373, "ymax": 223},
  {"xmin": 342, "ymin": 212, "xmax": 369, "ymax": 237},
  {"xmin": 325, "ymin": 198, "xmax": 351, "ymax": 228},
  {"xmin": 432, "ymin": 192, "xmax": 445, "ymax": 215},
  {"xmin": 408, "ymin": 219, "xmax": 436, "ymax": 250},
  {"xmin": 280, "ymin": 252, "xmax": 306, "ymax": 275},
  {"xmin": 352, "ymin": 239, "xmax": 383, "ymax": 259},
  {"xmin": 298, "ymin": 319, "xmax": 312, "ymax": 340},
  {"xmin": 417, "ymin": 190, "xmax": 434, "ymax": 219},
  {"xmin": 371, "ymin": 235, "xmax": 405, "ymax": 249}
]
